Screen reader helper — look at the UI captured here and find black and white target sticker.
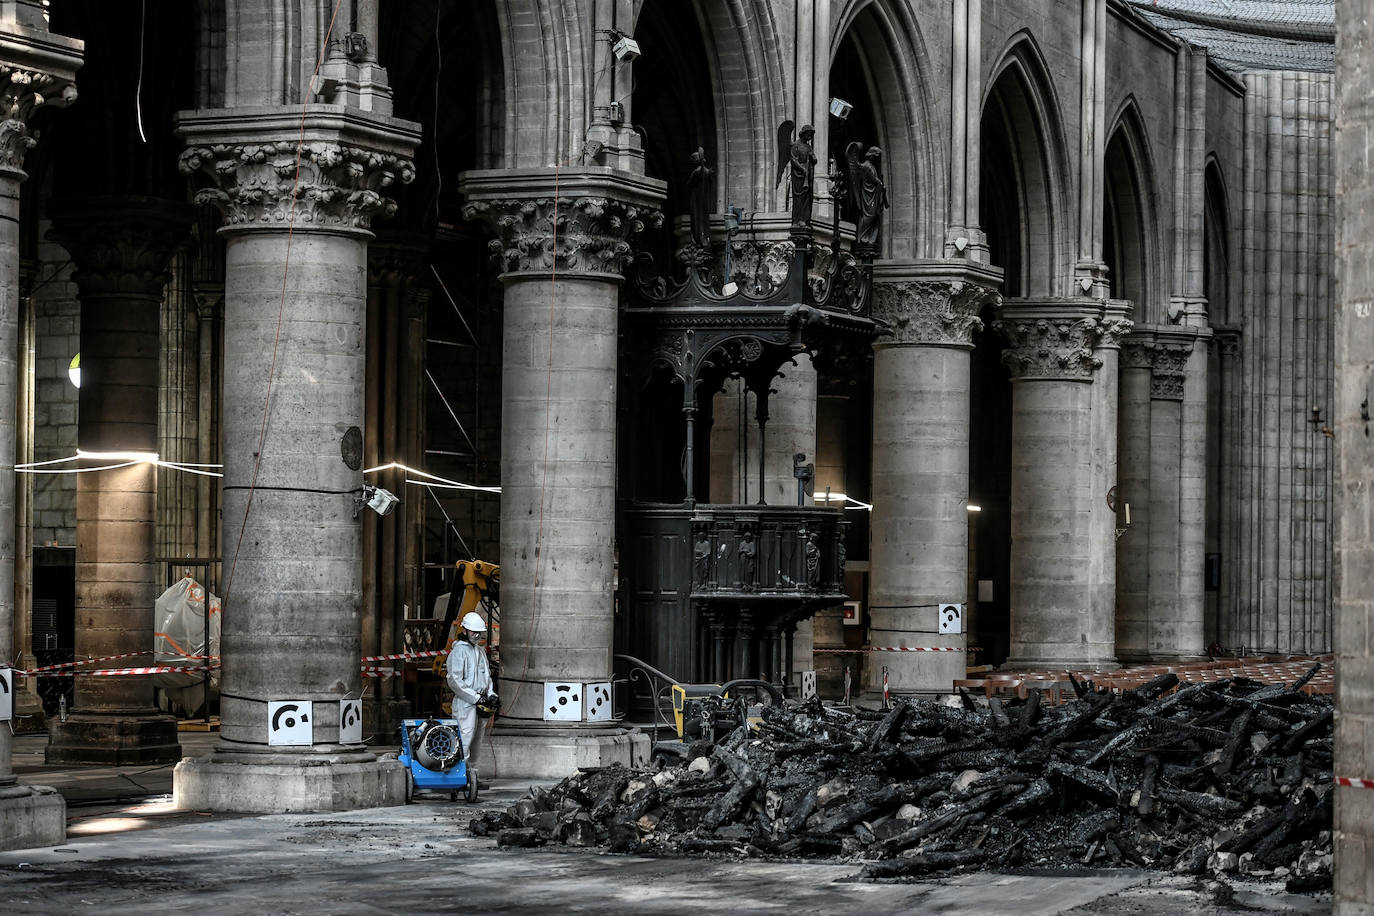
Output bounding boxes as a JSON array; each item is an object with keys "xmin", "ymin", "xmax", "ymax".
[
  {"xmin": 267, "ymin": 700, "xmax": 313, "ymax": 746},
  {"xmin": 0, "ymin": 668, "xmax": 11, "ymax": 722},
  {"xmin": 339, "ymin": 698, "xmax": 362, "ymax": 744},
  {"xmin": 938, "ymin": 604, "xmax": 963, "ymax": 635},
  {"xmin": 542, "ymin": 682, "xmax": 582, "ymax": 722},
  {"xmin": 585, "ymin": 682, "xmax": 612, "ymax": 722}
]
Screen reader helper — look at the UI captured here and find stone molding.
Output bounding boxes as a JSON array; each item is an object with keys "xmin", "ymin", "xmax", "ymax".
[
  {"xmin": 994, "ymin": 301, "xmax": 1106, "ymax": 380},
  {"xmin": 191, "ymin": 282, "xmax": 224, "ymax": 322},
  {"xmin": 870, "ymin": 279, "xmax": 996, "ymax": 347},
  {"xmin": 459, "ymin": 168, "xmax": 666, "ymax": 278},
  {"xmin": 48, "ymin": 198, "xmax": 193, "ymax": 299},
  {"xmin": 1121, "ymin": 326, "xmax": 1197, "ymax": 399},
  {"xmin": 1120, "ymin": 330, "xmax": 1156, "ymax": 370},
  {"xmin": 179, "ymin": 140, "xmax": 415, "ymax": 232}
]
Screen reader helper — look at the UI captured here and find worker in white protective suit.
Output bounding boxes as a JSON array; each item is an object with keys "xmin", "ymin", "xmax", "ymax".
[{"xmin": 446, "ymin": 611, "xmax": 494, "ymax": 785}]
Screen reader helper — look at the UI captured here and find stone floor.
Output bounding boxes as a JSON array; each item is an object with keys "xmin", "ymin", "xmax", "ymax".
[{"xmin": 1, "ymin": 732, "xmax": 1333, "ymax": 915}]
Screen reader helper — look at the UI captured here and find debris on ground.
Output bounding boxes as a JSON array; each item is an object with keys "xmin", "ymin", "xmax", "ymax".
[{"xmin": 471, "ymin": 667, "xmax": 1334, "ymax": 889}]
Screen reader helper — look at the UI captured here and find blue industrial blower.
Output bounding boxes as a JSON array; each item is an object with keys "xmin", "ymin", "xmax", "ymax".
[{"xmin": 397, "ymin": 718, "xmax": 477, "ymax": 803}]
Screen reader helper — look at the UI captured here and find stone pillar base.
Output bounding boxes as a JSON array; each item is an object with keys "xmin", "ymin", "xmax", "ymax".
[
  {"xmin": 174, "ymin": 754, "xmax": 406, "ymax": 813},
  {"xmin": 0, "ymin": 785, "xmax": 65, "ymax": 850},
  {"xmin": 482, "ymin": 727, "xmax": 650, "ymax": 780},
  {"xmin": 45, "ymin": 712, "xmax": 181, "ymax": 765}
]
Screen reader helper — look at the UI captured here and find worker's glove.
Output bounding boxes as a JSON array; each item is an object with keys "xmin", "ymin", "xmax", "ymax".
[{"xmin": 476, "ymin": 691, "xmax": 500, "ymax": 718}]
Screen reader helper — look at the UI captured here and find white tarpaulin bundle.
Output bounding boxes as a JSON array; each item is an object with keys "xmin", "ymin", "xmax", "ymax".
[{"xmin": 154, "ymin": 577, "xmax": 221, "ymax": 714}]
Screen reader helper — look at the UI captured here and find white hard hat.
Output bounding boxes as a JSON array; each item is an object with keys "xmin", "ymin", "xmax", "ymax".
[{"xmin": 460, "ymin": 611, "xmax": 487, "ymax": 633}]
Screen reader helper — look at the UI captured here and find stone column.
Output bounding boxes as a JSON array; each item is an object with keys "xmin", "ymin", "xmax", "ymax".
[
  {"xmin": 1115, "ymin": 330, "xmax": 1156, "ymax": 662},
  {"xmin": 1145, "ymin": 327, "xmax": 1206, "ymax": 660},
  {"xmin": 460, "ymin": 168, "xmax": 664, "ymax": 778},
  {"xmin": 864, "ymin": 263, "xmax": 998, "ymax": 695},
  {"xmin": 1089, "ymin": 302, "xmax": 1131, "ymax": 647},
  {"xmin": 0, "ymin": 21, "xmax": 80, "ymax": 849},
  {"xmin": 1214, "ymin": 327, "xmax": 1242, "ymax": 649},
  {"xmin": 42, "ymin": 199, "xmax": 188, "ymax": 766},
  {"xmin": 1335, "ymin": 3, "xmax": 1374, "ymax": 904},
  {"xmin": 995, "ymin": 299, "xmax": 1115, "ymax": 669},
  {"xmin": 173, "ymin": 110, "xmax": 419, "ymax": 812}
]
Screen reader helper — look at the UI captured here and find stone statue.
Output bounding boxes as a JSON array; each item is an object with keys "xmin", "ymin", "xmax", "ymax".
[
  {"xmin": 776, "ymin": 120, "xmax": 816, "ymax": 229},
  {"xmin": 693, "ymin": 529, "xmax": 711, "ymax": 584},
  {"xmin": 804, "ymin": 529, "xmax": 820, "ymax": 589},
  {"xmin": 738, "ymin": 528, "xmax": 757, "ymax": 591},
  {"xmin": 687, "ymin": 146, "xmax": 713, "ymax": 250},
  {"xmin": 846, "ymin": 142, "xmax": 889, "ymax": 256}
]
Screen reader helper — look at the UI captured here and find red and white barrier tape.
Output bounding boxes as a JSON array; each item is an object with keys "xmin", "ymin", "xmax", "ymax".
[
  {"xmin": 359, "ymin": 649, "xmax": 444, "ymax": 663},
  {"xmin": 38, "ymin": 664, "xmax": 219, "ymax": 677},
  {"xmin": 815, "ymin": 646, "xmax": 967, "ymax": 653},
  {"xmin": 23, "ymin": 650, "xmax": 156, "ymax": 674},
  {"xmin": 1336, "ymin": 777, "xmax": 1374, "ymax": 789}
]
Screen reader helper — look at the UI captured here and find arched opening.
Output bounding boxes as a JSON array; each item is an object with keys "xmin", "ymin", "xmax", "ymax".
[
  {"xmin": 1103, "ymin": 105, "xmax": 1156, "ymax": 311},
  {"xmin": 979, "ymin": 41, "xmax": 1068, "ymax": 297},
  {"xmin": 1204, "ymin": 162, "xmax": 1231, "ymax": 323}
]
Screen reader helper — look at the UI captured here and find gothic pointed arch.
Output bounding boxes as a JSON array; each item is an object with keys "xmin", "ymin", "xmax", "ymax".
[
  {"xmin": 829, "ymin": 0, "xmax": 944, "ymax": 258},
  {"xmin": 1204, "ymin": 156, "xmax": 1233, "ymax": 324},
  {"xmin": 1104, "ymin": 97, "xmax": 1163, "ymax": 319},
  {"xmin": 979, "ymin": 32, "xmax": 1072, "ymax": 297}
]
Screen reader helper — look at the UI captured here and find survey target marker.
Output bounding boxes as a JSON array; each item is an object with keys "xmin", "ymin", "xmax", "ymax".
[{"xmin": 267, "ymin": 700, "xmax": 313, "ymax": 746}]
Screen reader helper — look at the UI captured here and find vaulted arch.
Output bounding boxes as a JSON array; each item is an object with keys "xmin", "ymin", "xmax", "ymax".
[
  {"xmin": 829, "ymin": 0, "xmax": 944, "ymax": 258},
  {"xmin": 980, "ymin": 33, "xmax": 1072, "ymax": 297},
  {"xmin": 1104, "ymin": 97, "xmax": 1163, "ymax": 318}
]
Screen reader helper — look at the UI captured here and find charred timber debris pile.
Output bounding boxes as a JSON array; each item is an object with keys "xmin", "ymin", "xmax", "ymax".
[{"xmin": 472, "ymin": 669, "xmax": 1334, "ymax": 889}]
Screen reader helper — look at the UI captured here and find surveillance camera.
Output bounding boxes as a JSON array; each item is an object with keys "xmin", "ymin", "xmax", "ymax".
[
  {"xmin": 365, "ymin": 485, "xmax": 399, "ymax": 517},
  {"xmin": 612, "ymin": 36, "xmax": 641, "ymax": 62},
  {"xmin": 829, "ymin": 97, "xmax": 853, "ymax": 120}
]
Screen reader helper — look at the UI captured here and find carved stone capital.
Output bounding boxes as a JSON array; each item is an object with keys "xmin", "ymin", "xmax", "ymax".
[
  {"xmin": 47, "ymin": 198, "xmax": 193, "ymax": 299},
  {"xmin": 1214, "ymin": 325, "xmax": 1242, "ymax": 359},
  {"xmin": 1095, "ymin": 300, "xmax": 1134, "ymax": 350},
  {"xmin": 871, "ymin": 279, "xmax": 994, "ymax": 347},
  {"xmin": 1148, "ymin": 344, "xmax": 1193, "ymax": 400},
  {"xmin": 179, "ymin": 139, "xmax": 415, "ymax": 232},
  {"xmin": 1120, "ymin": 329, "xmax": 1156, "ymax": 370},
  {"xmin": 0, "ymin": 49, "xmax": 80, "ymax": 175},
  {"xmin": 459, "ymin": 168, "xmax": 666, "ymax": 278},
  {"xmin": 993, "ymin": 301, "xmax": 1104, "ymax": 380},
  {"xmin": 191, "ymin": 282, "xmax": 224, "ymax": 322}
]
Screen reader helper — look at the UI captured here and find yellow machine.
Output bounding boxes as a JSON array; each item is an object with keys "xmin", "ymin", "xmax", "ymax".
[{"xmin": 431, "ymin": 560, "xmax": 499, "ymax": 701}]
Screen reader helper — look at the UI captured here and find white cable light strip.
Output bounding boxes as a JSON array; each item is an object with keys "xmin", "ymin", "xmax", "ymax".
[
  {"xmin": 404, "ymin": 477, "xmax": 502, "ymax": 493},
  {"xmin": 155, "ymin": 461, "xmax": 224, "ymax": 478},
  {"xmin": 366, "ymin": 461, "xmax": 501, "ymax": 493},
  {"xmin": 814, "ymin": 492, "xmax": 872, "ymax": 511},
  {"xmin": 16, "ymin": 455, "xmax": 82, "ymax": 468},
  {"xmin": 76, "ymin": 449, "xmax": 160, "ymax": 463},
  {"xmin": 18, "ymin": 460, "xmax": 142, "ymax": 475}
]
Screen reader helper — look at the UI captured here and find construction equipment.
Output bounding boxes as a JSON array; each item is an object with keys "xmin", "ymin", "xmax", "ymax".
[
  {"xmin": 435, "ymin": 559, "xmax": 499, "ymax": 653},
  {"xmin": 651, "ymin": 678, "xmax": 784, "ymax": 768},
  {"xmin": 397, "ymin": 717, "xmax": 478, "ymax": 803}
]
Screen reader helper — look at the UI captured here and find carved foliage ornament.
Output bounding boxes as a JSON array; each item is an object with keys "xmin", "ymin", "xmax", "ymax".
[
  {"xmin": 995, "ymin": 315, "xmax": 1102, "ymax": 380},
  {"xmin": 0, "ymin": 65, "xmax": 77, "ymax": 173},
  {"xmin": 463, "ymin": 196, "xmax": 663, "ymax": 276},
  {"xmin": 1148, "ymin": 344, "xmax": 1192, "ymax": 400},
  {"xmin": 179, "ymin": 142, "xmax": 416, "ymax": 230},
  {"xmin": 870, "ymin": 280, "xmax": 992, "ymax": 346}
]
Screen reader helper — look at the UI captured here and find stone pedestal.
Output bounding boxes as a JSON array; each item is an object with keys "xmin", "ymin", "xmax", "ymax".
[
  {"xmin": 863, "ymin": 262, "xmax": 998, "ymax": 695},
  {"xmin": 995, "ymin": 299, "xmax": 1117, "ymax": 670},
  {"xmin": 460, "ymin": 168, "xmax": 664, "ymax": 771},
  {"xmin": 0, "ymin": 27, "xmax": 79, "ymax": 847},
  {"xmin": 173, "ymin": 107, "xmax": 419, "ymax": 811},
  {"xmin": 42, "ymin": 197, "xmax": 187, "ymax": 765}
]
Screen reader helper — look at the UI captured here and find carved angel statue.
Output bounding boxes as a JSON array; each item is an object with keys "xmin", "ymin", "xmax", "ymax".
[
  {"xmin": 775, "ymin": 120, "xmax": 816, "ymax": 230},
  {"xmin": 687, "ymin": 146, "xmax": 713, "ymax": 250},
  {"xmin": 846, "ymin": 142, "xmax": 889, "ymax": 256}
]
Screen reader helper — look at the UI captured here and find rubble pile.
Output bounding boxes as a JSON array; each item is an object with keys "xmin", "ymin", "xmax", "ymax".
[{"xmin": 472, "ymin": 669, "xmax": 1334, "ymax": 887}]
